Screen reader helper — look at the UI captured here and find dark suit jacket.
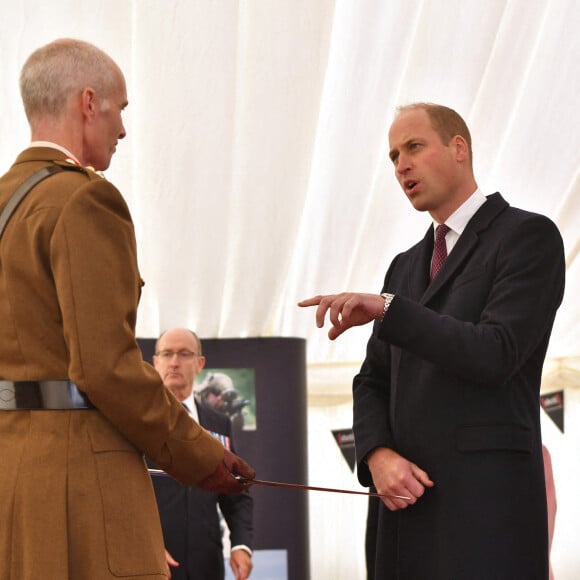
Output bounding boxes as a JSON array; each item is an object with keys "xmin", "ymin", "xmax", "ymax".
[
  {"xmin": 354, "ymin": 193, "xmax": 565, "ymax": 580},
  {"xmin": 150, "ymin": 401, "xmax": 253, "ymax": 580}
]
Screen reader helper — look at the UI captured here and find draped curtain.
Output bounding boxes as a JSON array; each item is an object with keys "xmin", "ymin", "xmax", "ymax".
[{"xmin": 2, "ymin": 2, "xmax": 579, "ymax": 577}]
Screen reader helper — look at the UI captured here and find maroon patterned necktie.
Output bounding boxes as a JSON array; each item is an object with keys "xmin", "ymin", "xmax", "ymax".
[{"xmin": 430, "ymin": 223, "xmax": 450, "ymax": 281}]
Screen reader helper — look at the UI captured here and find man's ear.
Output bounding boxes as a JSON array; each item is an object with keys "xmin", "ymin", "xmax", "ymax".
[
  {"xmin": 81, "ymin": 87, "xmax": 97, "ymax": 117},
  {"xmin": 453, "ymin": 135, "xmax": 469, "ymax": 163}
]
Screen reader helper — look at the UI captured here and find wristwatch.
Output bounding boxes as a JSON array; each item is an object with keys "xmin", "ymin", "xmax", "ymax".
[{"xmin": 380, "ymin": 292, "xmax": 395, "ymax": 320}]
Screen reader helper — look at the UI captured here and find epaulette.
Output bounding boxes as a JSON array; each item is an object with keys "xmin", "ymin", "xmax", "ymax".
[
  {"xmin": 52, "ymin": 159, "xmax": 105, "ymax": 179},
  {"xmin": 52, "ymin": 158, "xmax": 87, "ymax": 172}
]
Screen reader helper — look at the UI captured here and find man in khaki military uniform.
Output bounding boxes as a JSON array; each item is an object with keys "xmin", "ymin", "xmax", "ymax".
[{"xmin": 0, "ymin": 38, "xmax": 254, "ymax": 580}]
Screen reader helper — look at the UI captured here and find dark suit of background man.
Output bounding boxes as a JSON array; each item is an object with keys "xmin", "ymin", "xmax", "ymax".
[
  {"xmin": 150, "ymin": 328, "xmax": 254, "ymax": 580},
  {"xmin": 0, "ymin": 38, "xmax": 253, "ymax": 580},
  {"xmin": 300, "ymin": 102, "xmax": 565, "ymax": 579}
]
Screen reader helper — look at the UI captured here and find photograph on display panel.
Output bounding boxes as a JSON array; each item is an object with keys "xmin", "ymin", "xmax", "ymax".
[{"xmin": 195, "ymin": 367, "xmax": 257, "ymax": 431}]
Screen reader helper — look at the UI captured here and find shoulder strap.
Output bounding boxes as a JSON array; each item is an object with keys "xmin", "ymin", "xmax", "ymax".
[{"xmin": 0, "ymin": 165, "xmax": 66, "ymax": 240}]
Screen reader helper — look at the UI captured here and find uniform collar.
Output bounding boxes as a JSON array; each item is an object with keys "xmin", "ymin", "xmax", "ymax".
[{"xmin": 29, "ymin": 141, "xmax": 80, "ymax": 165}]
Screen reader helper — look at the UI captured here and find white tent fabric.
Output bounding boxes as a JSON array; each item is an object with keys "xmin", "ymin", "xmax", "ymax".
[{"xmin": 1, "ymin": 2, "xmax": 579, "ymax": 578}]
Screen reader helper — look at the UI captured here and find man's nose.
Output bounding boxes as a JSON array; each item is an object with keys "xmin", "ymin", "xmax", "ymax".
[{"xmin": 396, "ymin": 154, "xmax": 411, "ymax": 176}]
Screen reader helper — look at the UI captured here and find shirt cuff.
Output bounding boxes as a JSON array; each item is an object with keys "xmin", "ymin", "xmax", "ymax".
[{"xmin": 231, "ymin": 544, "xmax": 252, "ymax": 556}]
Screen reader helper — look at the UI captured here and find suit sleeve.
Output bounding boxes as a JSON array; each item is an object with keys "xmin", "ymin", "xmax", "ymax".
[
  {"xmin": 218, "ymin": 491, "xmax": 254, "ymax": 549},
  {"xmin": 352, "ymin": 257, "xmax": 399, "ymax": 486},
  {"xmin": 206, "ymin": 409, "xmax": 254, "ymax": 548}
]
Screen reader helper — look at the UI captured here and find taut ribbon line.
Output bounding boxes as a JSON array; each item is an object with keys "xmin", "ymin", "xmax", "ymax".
[
  {"xmin": 148, "ymin": 469, "xmax": 410, "ymax": 500},
  {"xmin": 233, "ymin": 475, "xmax": 411, "ymax": 500}
]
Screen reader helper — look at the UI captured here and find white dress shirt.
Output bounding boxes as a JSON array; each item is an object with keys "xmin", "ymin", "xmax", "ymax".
[{"xmin": 434, "ymin": 188, "xmax": 487, "ymax": 255}]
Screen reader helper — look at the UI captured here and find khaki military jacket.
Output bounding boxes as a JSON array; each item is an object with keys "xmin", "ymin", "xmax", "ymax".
[{"xmin": 0, "ymin": 147, "xmax": 223, "ymax": 579}]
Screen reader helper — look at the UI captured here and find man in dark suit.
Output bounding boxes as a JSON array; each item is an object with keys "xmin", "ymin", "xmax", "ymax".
[
  {"xmin": 300, "ymin": 102, "xmax": 565, "ymax": 579},
  {"xmin": 150, "ymin": 328, "xmax": 254, "ymax": 580}
]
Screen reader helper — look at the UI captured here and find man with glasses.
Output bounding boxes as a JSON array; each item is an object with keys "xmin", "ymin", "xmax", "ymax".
[{"xmin": 150, "ymin": 328, "xmax": 254, "ymax": 580}]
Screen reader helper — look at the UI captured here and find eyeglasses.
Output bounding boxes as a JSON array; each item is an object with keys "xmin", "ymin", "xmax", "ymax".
[{"xmin": 155, "ymin": 350, "xmax": 199, "ymax": 360}]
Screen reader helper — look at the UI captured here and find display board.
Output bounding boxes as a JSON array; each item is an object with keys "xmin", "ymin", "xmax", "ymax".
[{"xmin": 139, "ymin": 336, "xmax": 310, "ymax": 580}]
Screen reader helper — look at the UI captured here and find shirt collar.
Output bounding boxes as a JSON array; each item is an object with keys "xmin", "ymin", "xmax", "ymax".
[{"xmin": 434, "ymin": 188, "xmax": 487, "ymax": 235}]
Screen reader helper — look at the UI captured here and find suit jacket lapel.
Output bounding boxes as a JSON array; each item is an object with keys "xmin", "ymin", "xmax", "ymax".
[
  {"xmin": 420, "ymin": 193, "xmax": 508, "ymax": 304},
  {"xmin": 408, "ymin": 226, "xmax": 434, "ymax": 300}
]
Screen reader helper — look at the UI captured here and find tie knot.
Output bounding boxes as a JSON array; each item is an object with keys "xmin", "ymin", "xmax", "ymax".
[{"xmin": 435, "ymin": 223, "xmax": 450, "ymax": 241}]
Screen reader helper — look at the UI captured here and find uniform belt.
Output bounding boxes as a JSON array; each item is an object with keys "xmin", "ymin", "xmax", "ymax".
[{"xmin": 0, "ymin": 380, "xmax": 95, "ymax": 410}]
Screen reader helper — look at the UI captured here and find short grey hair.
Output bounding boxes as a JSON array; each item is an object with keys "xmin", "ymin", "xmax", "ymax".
[{"xmin": 19, "ymin": 38, "xmax": 121, "ymax": 122}]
